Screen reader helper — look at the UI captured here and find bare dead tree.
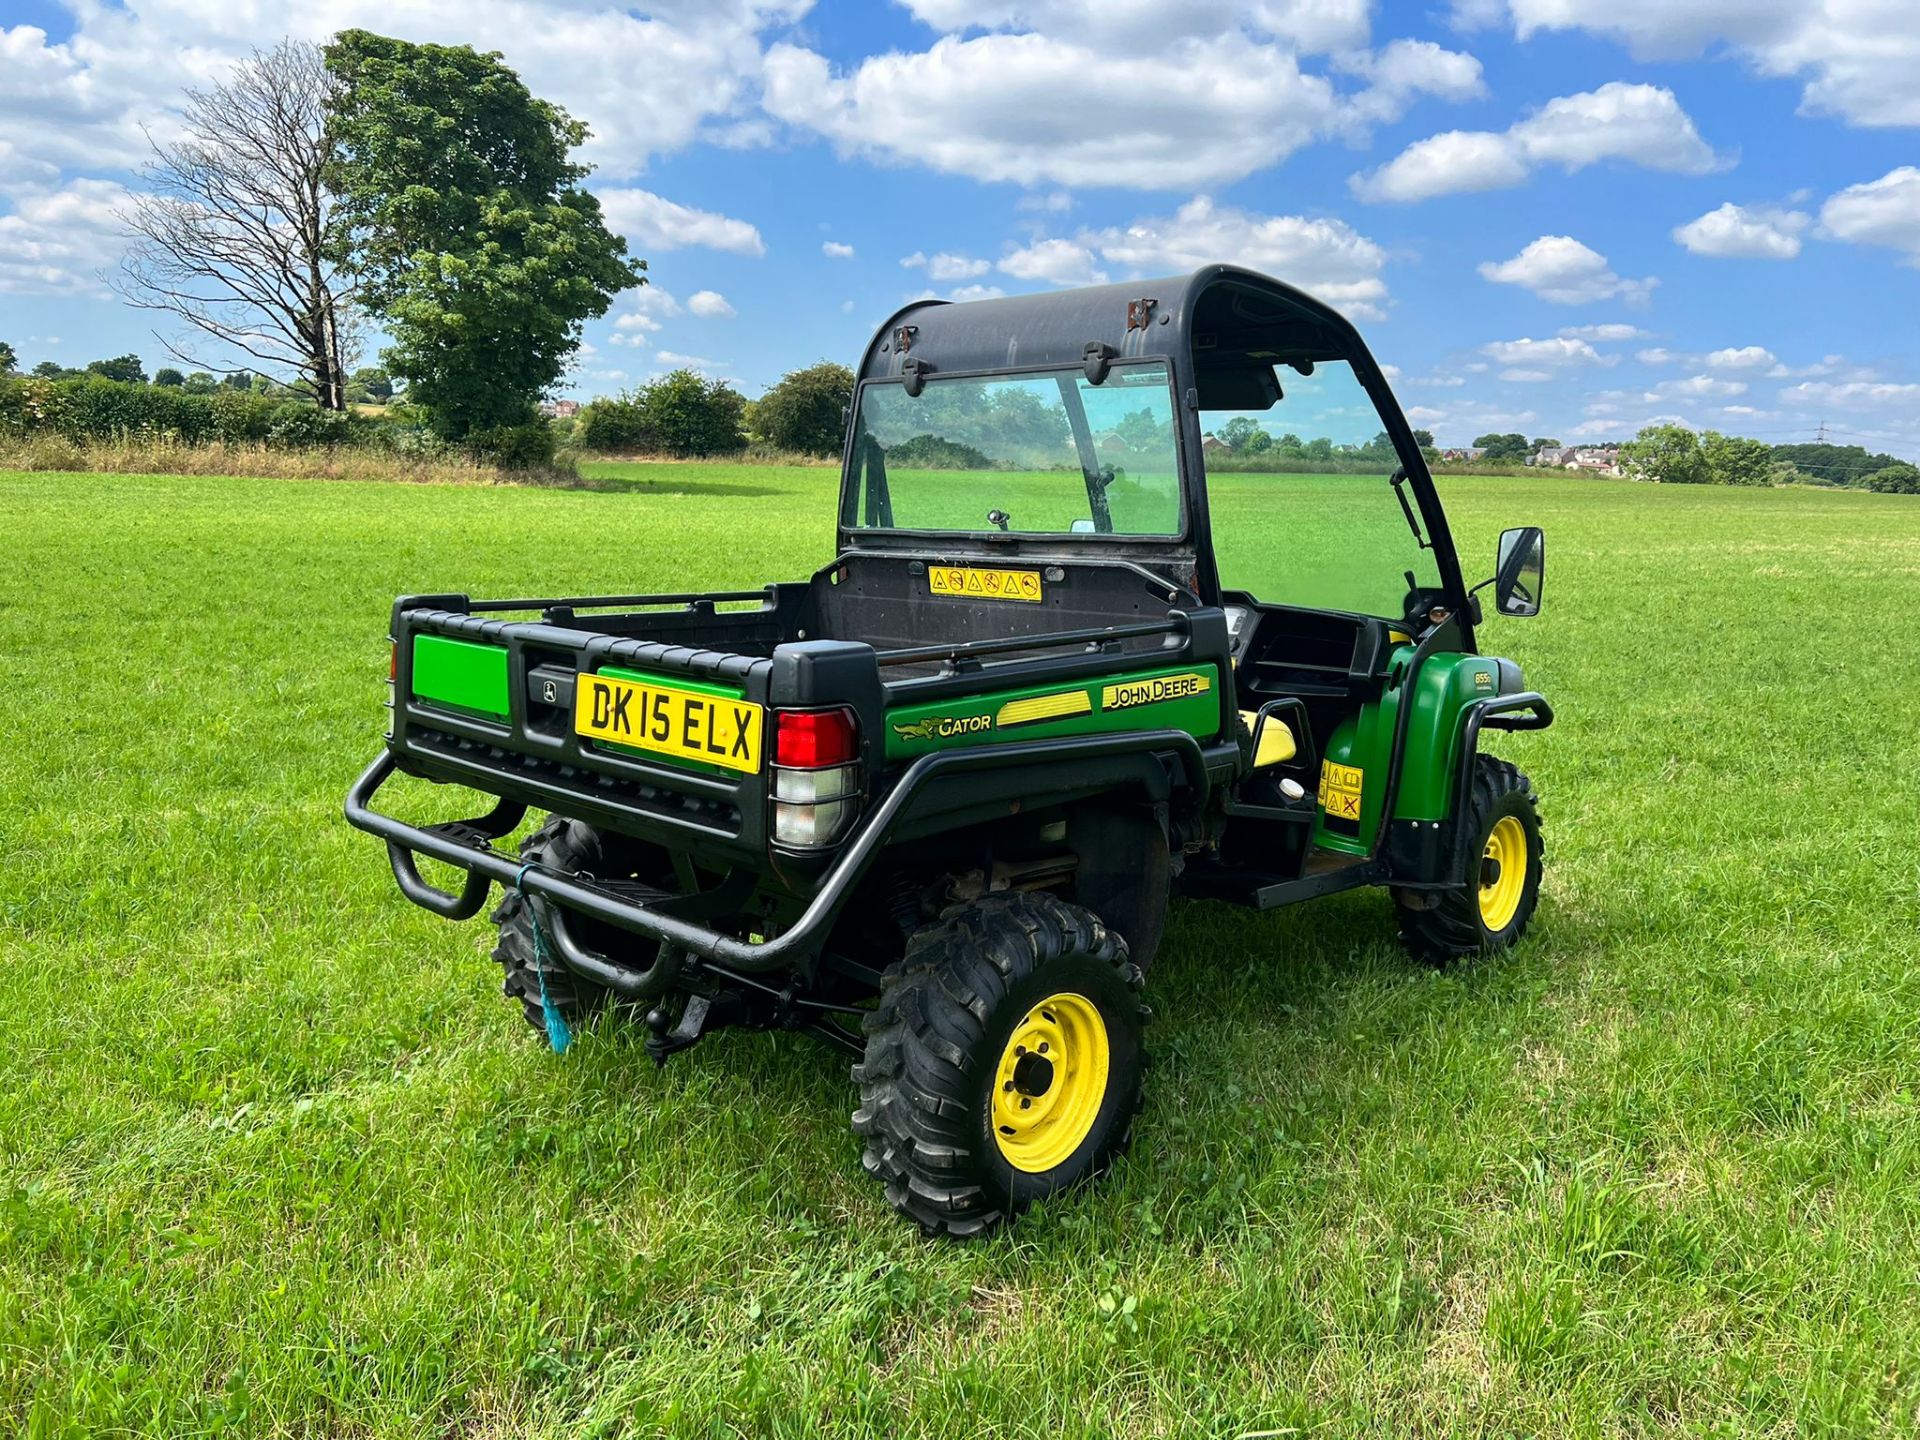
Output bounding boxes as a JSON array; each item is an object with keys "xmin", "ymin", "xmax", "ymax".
[{"xmin": 115, "ymin": 41, "xmax": 354, "ymax": 408}]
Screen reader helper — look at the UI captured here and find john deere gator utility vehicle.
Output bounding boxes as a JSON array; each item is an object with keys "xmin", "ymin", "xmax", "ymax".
[{"xmin": 348, "ymin": 265, "xmax": 1552, "ymax": 1235}]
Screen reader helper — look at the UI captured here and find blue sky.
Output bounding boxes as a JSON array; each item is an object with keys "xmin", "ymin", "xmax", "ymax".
[{"xmin": 4, "ymin": 0, "xmax": 1918, "ymax": 456}]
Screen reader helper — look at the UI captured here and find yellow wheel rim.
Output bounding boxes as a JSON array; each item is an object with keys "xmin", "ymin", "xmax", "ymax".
[
  {"xmin": 990, "ymin": 992, "xmax": 1110, "ymax": 1174},
  {"xmin": 1478, "ymin": 815, "xmax": 1528, "ymax": 932}
]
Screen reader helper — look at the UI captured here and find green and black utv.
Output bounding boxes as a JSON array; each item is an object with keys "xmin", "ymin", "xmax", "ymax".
[{"xmin": 348, "ymin": 265, "xmax": 1552, "ymax": 1235}]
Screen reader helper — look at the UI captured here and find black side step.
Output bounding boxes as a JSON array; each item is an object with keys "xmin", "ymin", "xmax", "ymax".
[{"xmin": 1179, "ymin": 854, "xmax": 1384, "ymax": 910}]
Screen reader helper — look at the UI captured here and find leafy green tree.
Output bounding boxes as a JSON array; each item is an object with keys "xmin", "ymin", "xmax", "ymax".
[
  {"xmin": 754, "ymin": 362, "xmax": 852, "ymax": 456},
  {"xmin": 0, "ymin": 341, "xmax": 15, "ymax": 374},
  {"xmin": 1112, "ymin": 406, "xmax": 1174, "ymax": 450},
  {"xmin": 86, "ymin": 354, "xmax": 148, "ymax": 384},
  {"xmin": 1304, "ymin": 436, "xmax": 1334, "ymax": 461},
  {"xmin": 222, "ymin": 372, "xmax": 251, "ymax": 390},
  {"xmin": 1410, "ymin": 429, "xmax": 1435, "ymax": 449},
  {"xmin": 32, "ymin": 361, "xmax": 71, "ymax": 380},
  {"xmin": 350, "ymin": 366, "xmax": 394, "ymax": 402},
  {"xmin": 182, "ymin": 372, "xmax": 218, "ymax": 394},
  {"xmin": 1219, "ymin": 416, "xmax": 1267, "ymax": 451},
  {"xmin": 154, "ymin": 367, "xmax": 186, "ymax": 387},
  {"xmin": 1622, "ymin": 424, "xmax": 1707, "ymax": 484},
  {"xmin": 323, "ymin": 31, "xmax": 643, "ymax": 449},
  {"xmin": 638, "ymin": 369, "xmax": 746, "ymax": 457},
  {"xmin": 1701, "ymin": 430, "xmax": 1773, "ymax": 486},
  {"xmin": 1865, "ymin": 462, "xmax": 1920, "ymax": 495},
  {"xmin": 1473, "ymin": 432, "xmax": 1529, "ymax": 463},
  {"xmin": 1530, "ymin": 436, "xmax": 1561, "ymax": 450}
]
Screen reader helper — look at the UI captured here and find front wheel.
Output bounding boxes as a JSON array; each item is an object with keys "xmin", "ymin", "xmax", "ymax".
[
  {"xmin": 1397, "ymin": 756, "xmax": 1543, "ymax": 965},
  {"xmin": 852, "ymin": 892, "xmax": 1148, "ymax": 1237}
]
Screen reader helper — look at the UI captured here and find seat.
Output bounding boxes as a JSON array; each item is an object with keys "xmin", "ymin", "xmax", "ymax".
[{"xmin": 1238, "ymin": 709, "xmax": 1297, "ymax": 768}]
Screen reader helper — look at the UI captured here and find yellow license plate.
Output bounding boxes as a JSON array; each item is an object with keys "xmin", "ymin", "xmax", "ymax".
[{"xmin": 574, "ymin": 673, "xmax": 763, "ymax": 773}]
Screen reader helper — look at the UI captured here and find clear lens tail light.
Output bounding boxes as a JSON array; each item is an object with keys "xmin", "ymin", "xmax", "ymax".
[{"xmin": 771, "ymin": 707, "xmax": 862, "ymax": 847}]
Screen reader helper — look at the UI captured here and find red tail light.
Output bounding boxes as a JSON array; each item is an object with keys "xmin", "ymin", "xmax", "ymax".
[{"xmin": 774, "ymin": 707, "xmax": 858, "ymax": 768}]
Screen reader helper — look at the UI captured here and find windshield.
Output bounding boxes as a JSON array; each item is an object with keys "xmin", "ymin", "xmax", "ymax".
[
  {"xmin": 845, "ymin": 361, "xmax": 1182, "ymax": 536},
  {"xmin": 1205, "ymin": 359, "xmax": 1440, "ymax": 617}
]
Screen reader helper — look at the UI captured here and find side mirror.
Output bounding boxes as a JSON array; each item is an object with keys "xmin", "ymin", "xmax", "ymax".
[{"xmin": 1493, "ymin": 526, "xmax": 1545, "ymax": 616}]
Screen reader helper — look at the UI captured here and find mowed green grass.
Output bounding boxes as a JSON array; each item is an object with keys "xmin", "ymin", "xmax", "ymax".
[{"xmin": 3, "ymin": 462, "xmax": 1919, "ymax": 1437}]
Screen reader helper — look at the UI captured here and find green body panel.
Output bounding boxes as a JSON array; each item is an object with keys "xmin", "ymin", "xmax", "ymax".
[
  {"xmin": 884, "ymin": 663, "xmax": 1223, "ymax": 761},
  {"xmin": 594, "ymin": 665, "xmax": 747, "ymax": 777},
  {"xmin": 411, "ymin": 635, "xmax": 510, "ymax": 720},
  {"xmin": 1312, "ymin": 649, "xmax": 1507, "ymax": 856}
]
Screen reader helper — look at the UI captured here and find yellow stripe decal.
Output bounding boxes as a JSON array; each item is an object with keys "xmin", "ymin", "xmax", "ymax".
[{"xmin": 995, "ymin": 690, "xmax": 1093, "ymax": 728}]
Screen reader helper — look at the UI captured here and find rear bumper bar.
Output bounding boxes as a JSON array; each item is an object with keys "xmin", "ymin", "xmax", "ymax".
[{"xmin": 346, "ymin": 729, "xmax": 1209, "ymax": 976}]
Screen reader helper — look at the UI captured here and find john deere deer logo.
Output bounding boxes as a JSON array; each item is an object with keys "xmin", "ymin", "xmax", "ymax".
[{"xmin": 892, "ymin": 717, "xmax": 941, "ymax": 741}]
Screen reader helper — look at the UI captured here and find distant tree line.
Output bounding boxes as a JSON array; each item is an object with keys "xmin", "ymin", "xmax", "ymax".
[
  {"xmin": 573, "ymin": 363, "xmax": 856, "ymax": 460},
  {"xmin": 1619, "ymin": 425, "xmax": 1916, "ymax": 492},
  {"xmin": 2, "ymin": 344, "xmax": 395, "ymax": 404}
]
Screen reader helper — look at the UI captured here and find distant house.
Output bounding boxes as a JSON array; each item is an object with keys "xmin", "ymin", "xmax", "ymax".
[
  {"xmin": 1201, "ymin": 434, "xmax": 1230, "ymax": 455},
  {"xmin": 1095, "ymin": 431, "xmax": 1134, "ymax": 455},
  {"xmin": 1570, "ymin": 446, "xmax": 1623, "ymax": 476},
  {"xmin": 540, "ymin": 399, "xmax": 581, "ymax": 420}
]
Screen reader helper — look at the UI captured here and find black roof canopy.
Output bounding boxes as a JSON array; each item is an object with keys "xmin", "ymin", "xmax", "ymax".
[{"xmin": 856, "ymin": 264, "xmax": 1381, "ymax": 409}]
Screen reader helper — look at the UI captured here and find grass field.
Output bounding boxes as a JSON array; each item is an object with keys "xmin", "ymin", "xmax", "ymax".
[{"xmin": 4, "ymin": 461, "xmax": 1919, "ymax": 1437}]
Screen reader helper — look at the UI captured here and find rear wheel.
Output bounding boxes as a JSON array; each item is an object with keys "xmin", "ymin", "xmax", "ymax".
[
  {"xmin": 853, "ymin": 892, "xmax": 1148, "ymax": 1237},
  {"xmin": 1397, "ymin": 756, "xmax": 1542, "ymax": 965},
  {"xmin": 488, "ymin": 816, "xmax": 612, "ymax": 1036}
]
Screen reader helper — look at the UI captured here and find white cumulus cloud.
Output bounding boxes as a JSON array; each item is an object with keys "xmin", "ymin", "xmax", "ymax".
[
  {"xmin": 1353, "ymin": 82, "xmax": 1721, "ymax": 202},
  {"xmin": 1482, "ymin": 336, "xmax": 1621, "ymax": 373},
  {"xmin": 999, "ymin": 237, "xmax": 1108, "ymax": 286},
  {"xmin": 902, "ymin": 251, "xmax": 992, "ymax": 281},
  {"xmin": 999, "ymin": 198, "xmax": 1391, "ymax": 318},
  {"xmin": 1673, "ymin": 202, "xmax": 1810, "ymax": 259},
  {"xmin": 1819, "ymin": 166, "xmax": 1920, "ymax": 265},
  {"xmin": 1493, "ymin": 0, "xmax": 1920, "ymax": 129},
  {"xmin": 1559, "ymin": 323, "xmax": 1650, "ymax": 341},
  {"xmin": 1705, "ymin": 345, "xmax": 1778, "ymax": 370},
  {"xmin": 763, "ymin": 7, "xmax": 1484, "ymax": 193},
  {"xmin": 687, "ymin": 289, "xmax": 736, "ymax": 318},
  {"xmin": 1478, "ymin": 235, "xmax": 1657, "ymax": 306},
  {"xmin": 597, "ymin": 189, "xmax": 766, "ymax": 256},
  {"xmin": 0, "ymin": 177, "xmax": 132, "ymax": 295},
  {"xmin": 822, "ymin": 240, "xmax": 856, "ymax": 259}
]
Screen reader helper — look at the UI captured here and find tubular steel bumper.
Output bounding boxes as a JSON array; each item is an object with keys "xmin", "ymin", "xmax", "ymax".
[{"xmin": 345, "ymin": 730, "xmax": 1209, "ymax": 979}]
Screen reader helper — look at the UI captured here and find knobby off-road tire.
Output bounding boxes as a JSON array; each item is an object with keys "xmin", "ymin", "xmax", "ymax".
[
  {"xmin": 1398, "ymin": 755, "xmax": 1543, "ymax": 966},
  {"xmin": 853, "ymin": 892, "xmax": 1148, "ymax": 1237},
  {"xmin": 489, "ymin": 816, "xmax": 611, "ymax": 1036}
]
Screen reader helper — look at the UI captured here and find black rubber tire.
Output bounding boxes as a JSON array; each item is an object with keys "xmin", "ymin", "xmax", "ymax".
[
  {"xmin": 852, "ymin": 892, "xmax": 1148, "ymax": 1237},
  {"xmin": 1397, "ymin": 755, "xmax": 1543, "ymax": 966},
  {"xmin": 488, "ymin": 816, "xmax": 612, "ymax": 1036}
]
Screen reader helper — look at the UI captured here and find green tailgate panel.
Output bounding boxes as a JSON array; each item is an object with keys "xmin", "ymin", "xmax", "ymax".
[
  {"xmin": 411, "ymin": 635, "xmax": 511, "ymax": 720},
  {"xmin": 885, "ymin": 663, "xmax": 1222, "ymax": 760}
]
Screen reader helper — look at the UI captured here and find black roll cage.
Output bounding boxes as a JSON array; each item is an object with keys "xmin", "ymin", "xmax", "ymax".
[{"xmin": 842, "ymin": 264, "xmax": 1475, "ymax": 649}]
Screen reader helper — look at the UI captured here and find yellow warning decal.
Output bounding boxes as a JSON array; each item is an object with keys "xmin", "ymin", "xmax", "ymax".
[
  {"xmin": 928, "ymin": 566, "xmax": 1044, "ymax": 603},
  {"xmin": 1318, "ymin": 760, "xmax": 1364, "ymax": 822},
  {"xmin": 1101, "ymin": 671, "xmax": 1212, "ymax": 711},
  {"xmin": 996, "ymin": 690, "xmax": 1093, "ymax": 728}
]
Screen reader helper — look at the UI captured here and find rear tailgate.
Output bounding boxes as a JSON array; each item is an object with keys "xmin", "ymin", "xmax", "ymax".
[{"xmin": 390, "ymin": 602, "xmax": 778, "ymax": 866}]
